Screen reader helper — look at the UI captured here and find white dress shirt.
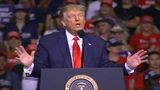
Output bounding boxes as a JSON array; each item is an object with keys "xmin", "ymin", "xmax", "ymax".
[{"xmin": 66, "ymin": 30, "xmax": 83, "ymax": 67}]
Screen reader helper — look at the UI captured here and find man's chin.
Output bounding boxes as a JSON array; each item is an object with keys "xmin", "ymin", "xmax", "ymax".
[{"xmin": 75, "ymin": 28, "xmax": 83, "ymax": 31}]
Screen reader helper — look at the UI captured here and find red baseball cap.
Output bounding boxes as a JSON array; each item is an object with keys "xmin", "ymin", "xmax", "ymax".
[{"xmin": 7, "ymin": 31, "xmax": 20, "ymax": 39}]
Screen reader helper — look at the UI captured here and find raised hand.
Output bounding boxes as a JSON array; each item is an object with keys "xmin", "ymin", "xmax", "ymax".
[
  {"xmin": 126, "ymin": 49, "xmax": 148, "ymax": 70},
  {"xmin": 15, "ymin": 45, "xmax": 35, "ymax": 67}
]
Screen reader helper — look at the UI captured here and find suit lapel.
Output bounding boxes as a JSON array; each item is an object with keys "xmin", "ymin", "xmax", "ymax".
[
  {"xmin": 57, "ymin": 31, "xmax": 94, "ymax": 68},
  {"xmin": 58, "ymin": 31, "xmax": 72, "ymax": 68}
]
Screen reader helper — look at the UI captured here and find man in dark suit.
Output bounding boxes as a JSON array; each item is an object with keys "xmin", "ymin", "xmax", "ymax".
[{"xmin": 15, "ymin": 4, "xmax": 148, "ymax": 77}]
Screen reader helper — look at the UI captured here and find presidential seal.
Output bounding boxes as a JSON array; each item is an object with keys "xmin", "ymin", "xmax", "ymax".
[{"xmin": 65, "ymin": 75, "xmax": 98, "ymax": 90}]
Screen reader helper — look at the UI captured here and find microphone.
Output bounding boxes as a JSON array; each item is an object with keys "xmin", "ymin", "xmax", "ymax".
[{"xmin": 77, "ymin": 30, "xmax": 85, "ymax": 38}]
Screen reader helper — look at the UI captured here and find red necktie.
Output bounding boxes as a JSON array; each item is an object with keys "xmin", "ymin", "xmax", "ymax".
[{"xmin": 72, "ymin": 36, "xmax": 82, "ymax": 68}]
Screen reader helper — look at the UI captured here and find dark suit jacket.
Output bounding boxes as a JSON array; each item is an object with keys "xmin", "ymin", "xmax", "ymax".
[{"xmin": 31, "ymin": 30, "xmax": 128, "ymax": 77}]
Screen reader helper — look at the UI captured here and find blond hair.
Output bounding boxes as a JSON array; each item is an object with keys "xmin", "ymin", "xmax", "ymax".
[
  {"xmin": 59, "ymin": 4, "xmax": 85, "ymax": 19},
  {"xmin": 135, "ymin": 24, "xmax": 160, "ymax": 34}
]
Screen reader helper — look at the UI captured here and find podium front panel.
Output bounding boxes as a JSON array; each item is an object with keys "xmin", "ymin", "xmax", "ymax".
[{"xmin": 40, "ymin": 68, "xmax": 125, "ymax": 90}]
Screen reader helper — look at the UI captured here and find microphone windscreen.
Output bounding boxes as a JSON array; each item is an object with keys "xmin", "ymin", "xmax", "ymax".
[{"xmin": 77, "ymin": 30, "xmax": 85, "ymax": 38}]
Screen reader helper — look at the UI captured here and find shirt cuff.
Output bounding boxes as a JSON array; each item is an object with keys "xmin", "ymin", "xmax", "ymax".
[
  {"xmin": 24, "ymin": 63, "xmax": 34, "ymax": 77},
  {"xmin": 125, "ymin": 63, "xmax": 134, "ymax": 74}
]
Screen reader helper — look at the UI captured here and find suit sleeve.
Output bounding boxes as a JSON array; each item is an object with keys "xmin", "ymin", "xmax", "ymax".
[{"xmin": 30, "ymin": 38, "xmax": 50, "ymax": 77}]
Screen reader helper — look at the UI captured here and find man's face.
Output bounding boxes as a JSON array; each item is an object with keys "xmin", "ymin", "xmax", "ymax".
[
  {"xmin": 149, "ymin": 54, "xmax": 160, "ymax": 69},
  {"xmin": 62, "ymin": 9, "xmax": 86, "ymax": 35},
  {"xmin": 142, "ymin": 23, "xmax": 153, "ymax": 32},
  {"xmin": 96, "ymin": 22, "xmax": 111, "ymax": 35},
  {"xmin": 15, "ymin": 11, "xmax": 27, "ymax": 20},
  {"xmin": 8, "ymin": 38, "xmax": 21, "ymax": 48},
  {"xmin": 100, "ymin": 4, "xmax": 111, "ymax": 15},
  {"xmin": 108, "ymin": 45, "xmax": 122, "ymax": 54},
  {"xmin": 111, "ymin": 31, "xmax": 124, "ymax": 40}
]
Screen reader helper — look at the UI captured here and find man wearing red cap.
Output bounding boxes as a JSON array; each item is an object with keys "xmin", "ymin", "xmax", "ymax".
[
  {"xmin": 129, "ymin": 15, "xmax": 160, "ymax": 77},
  {"xmin": 130, "ymin": 15, "xmax": 160, "ymax": 52},
  {"xmin": 4, "ymin": 31, "xmax": 21, "ymax": 70}
]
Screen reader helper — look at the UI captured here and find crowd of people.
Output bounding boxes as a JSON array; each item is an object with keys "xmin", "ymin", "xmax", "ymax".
[{"xmin": 0, "ymin": 0, "xmax": 160, "ymax": 90}]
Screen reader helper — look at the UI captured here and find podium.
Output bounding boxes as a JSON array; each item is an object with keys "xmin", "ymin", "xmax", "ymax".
[{"xmin": 40, "ymin": 68, "xmax": 125, "ymax": 90}]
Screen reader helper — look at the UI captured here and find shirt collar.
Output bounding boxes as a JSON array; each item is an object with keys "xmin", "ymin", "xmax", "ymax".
[{"xmin": 65, "ymin": 29, "xmax": 81, "ymax": 41}]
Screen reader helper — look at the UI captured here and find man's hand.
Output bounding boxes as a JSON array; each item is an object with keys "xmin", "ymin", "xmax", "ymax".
[
  {"xmin": 15, "ymin": 45, "xmax": 35, "ymax": 67},
  {"xmin": 126, "ymin": 49, "xmax": 148, "ymax": 70}
]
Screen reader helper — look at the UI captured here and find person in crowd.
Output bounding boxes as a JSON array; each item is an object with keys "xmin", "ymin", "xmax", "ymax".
[
  {"xmin": 110, "ymin": 25, "xmax": 131, "ymax": 57},
  {"xmin": 110, "ymin": 25, "xmax": 129, "ymax": 44},
  {"xmin": 0, "ymin": 0, "xmax": 15, "ymax": 42},
  {"xmin": 46, "ymin": 0, "xmax": 64, "ymax": 17},
  {"xmin": 12, "ymin": 43, "xmax": 38, "ymax": 90},
  {"xmin": 106, "ymin": 38, "xmax": 136, "ymax": 90},
  {"xmin": 4, "ymin": 31, "xmax": 21, "ymax": 59},
  {"xmin": 92, "ymin": 0, "xmax": 119, "ymax": 24},
  {"xmin": 129, "ymin": 15, "xmax": 160, "ymax": 52},
  {"xmin": 3, "ymin": 4, "xmax": 38, "ymax": 48},
  {"xmin": 11, "ymin": 42, "xmax": 37, "ymax": 78},
  {"xmin": 135, "ymin": 51, "xmax": 160, "ymax": 90},
  {"xmin": 19, "ymin": 0, "xmax": 45, "ymax": 35},
  {"xmin": 114, "ymin": 0, "xmax": 142, "ymax": 35},
  {"xmin": 86, "ymin": 0, "xmax": 117, "ymax": 20},
  {"xmin": 44, "ymin": 14, "xmax": 64, "ymax": 36},
  {"xmin": 106, "ymin": 38, "xmax": 126, "ymax": 64},
  {"xmin": 3, "ymin": 31, "xmax": 21, "ymax": 70},
  {"xmin": 135, "ymin": 15, "xmax": 160, "ymax": 34},
  {"xmin": 86, "ymin": 0, "xmax": 101, "ymax": 20},
  {"xmin": 0, "ymin": 52, "xmax": 21, "ymax": 90},
  {"xmin": 92, "ymin": 17, "xmax": 115, "ymax": 41},
  {"xmin": 142, "ymin": 0, "xmax": 160, "ymax": 30},
  {"xmin": 37, "ymin": 0, "xmax": 51, "ymax": 11},
  {"xmin": 14, "ymin": 4, "xmax": 147, "ymax": 78},
  {"xmin": 129, "ymin": 14, "xmax": 160, "ymax": 73}
]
